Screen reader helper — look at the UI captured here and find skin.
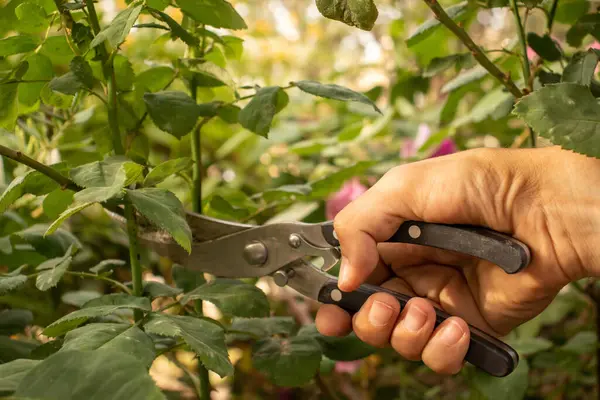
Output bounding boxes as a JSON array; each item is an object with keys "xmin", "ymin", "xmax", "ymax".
[{"xmin": 315, "ymin": 146, "xmax": 600, "ymax": 374}]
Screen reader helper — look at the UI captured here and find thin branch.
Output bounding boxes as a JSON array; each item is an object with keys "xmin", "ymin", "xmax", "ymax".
[
  {"xmin": 0, "ymin": 144, "xmax": 79, "ymax": 191},
  {"xmin": 511, "ymin": 0, "xmax": 530, "ymax": 91},
  {"xmin": 66, "ymin": 271, "xmax": 132, "ymax": 294},
  {"xmin": 422, "ymin": 0, "xmax": 523, "ymax": 98},
  {"xmin": 547, "ymin": 0, "xmax": 559, "ymax": 32}
]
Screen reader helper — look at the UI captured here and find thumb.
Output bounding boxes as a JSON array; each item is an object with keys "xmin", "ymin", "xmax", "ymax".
[{"xmin": 333, "ymin": 148, "xmax": 523, "ymax": 292}]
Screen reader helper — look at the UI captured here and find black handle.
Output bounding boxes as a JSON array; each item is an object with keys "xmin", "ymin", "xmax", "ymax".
[
  {"xmin": 318, "ymin": 280, "xmax": 518, "ymax": 377},
  {"xmin": 321, "ymin": 220, "xmax": 530, "ymax": 274}
]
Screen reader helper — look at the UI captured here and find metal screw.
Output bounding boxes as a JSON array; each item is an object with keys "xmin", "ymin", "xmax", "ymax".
[
  {"xmin": 330, "ymin": 289, "xmax": 342, "ymax": 302},
  {"xmin": 243, "ymin": 241, "xmax": 268, "ymax": 265},
  {"xmin": 408, "ymin": 225, "xmax": 422, "ymax": 239},
  {"xmin": 273, "ymin": 269, "xmax": 295, "ymax": 287},
  {"xmin": 288, "ymin": 234, "xmax": 301, "ymax": 249}
]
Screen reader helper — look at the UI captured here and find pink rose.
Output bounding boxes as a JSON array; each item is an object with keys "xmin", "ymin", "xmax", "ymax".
[
  {"xmin": 430, "ymin": 138, "xmax": 458, "ymax": 158},
  {"xmin": 334, "ymin": 360, "xmax": 362, "ymax": 374},
  {"xmin": 325, "ymin": 177, "xmax": 367, "ymax": 220},
  {"xmin": 527, "ymin": 46, "xmax": 538, "ymax": 62},
  {"xmin": 401, "ymin": 123, "xmax": 457, "ymax": 159}
]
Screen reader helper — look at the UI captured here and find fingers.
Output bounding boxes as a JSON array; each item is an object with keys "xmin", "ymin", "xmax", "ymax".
[
  {"xmin": 421, "ymin": 317, "xmax": 470, "ymax": 374},
  {"xmin": 315, "ymin": 304, "xmax": 352, "ymax": 337},
  {"xmin": 352, "ymin": 292, "xmax": 401, "ymax": 347}
]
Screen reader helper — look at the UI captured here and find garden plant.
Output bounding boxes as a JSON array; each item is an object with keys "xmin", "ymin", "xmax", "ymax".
[{"xmin": 1, "ymin": 0, "xmax": 600, "ymax": 398}]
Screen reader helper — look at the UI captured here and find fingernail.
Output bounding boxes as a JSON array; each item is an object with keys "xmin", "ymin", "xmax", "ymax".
[
  {"xmin": 439, "ymin": 321, "xmax": 465, "ymax": 346},
  {"xmin": 402, "ymin": 305, "xmax": 427, "ymax": 332},
  {"xmin": 338, "ymin": 257, "xmax": 349, "ymax": 290},
  {"xmin": 369, "ymin": 300, "xmax": 394, "ymax": 327}
]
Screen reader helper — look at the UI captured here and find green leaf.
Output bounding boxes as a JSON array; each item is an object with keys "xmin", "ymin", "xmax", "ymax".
[
  {"xmin": 566, "ymin": 13, "xmax": 600, "ymax": 48},
  {"xmin": 406, "ymin": 2, "xmax": 469, "ymax": 47},
  {"xmin": 315, "ymin": 0, "xmax": 379, "ymax": 31},
  {"xmin": 472, "ymin": 359, "xmax": 529, "ymax": 400},
  {"xmin": 35, "ymin": 245, "xmax": 75, "ymax": 291},
  {"xmin": 172, "ymin": 264, "xmax": 205, "ymax": 292},
  {"xmin": 89, "ymin": 3, "xmax": 143, "ymax": 49},
  {"xmin": 228, "ymin": 317, "xmax": 296, "ymax": 341},
  {"xmin": 43, "ymin": 294, "xmax": 151, "ymax": 337},
  {"xmin": 561, "ymin": 331, "xmax": 597, "ymax": 354},
  {"xmin": 145, "ymin": 313, "xmax": 233, "ymax": 377},
  {"xmin": 144, "ymin": 157, "xmax": 192, "ymax": 187},
  {"xmin": 294, "ymin": 80, "xmax": 381, "ymax": 113},
  {"xmin": 144, "ymin": 91, "xmax": 212, "ymax": 138},
  {"xmin": 49, "ymin": 72, "xmax": 85, "ymax": 95},
  {"xmin": 151, "ymin": 9, "xmax": 198, "ymax": 46},
  {"xmin": 562, "ymin": 50, "xmax": 599, "ymax": 86},
  {"xmin": 513, "ymin": 83, "xmax": 600, "ymax": 158},
  {"xmin": 45, "ymin": 202, "xmax": 95, "ymax": 236},
  {"xmin": 253, "ymin": 335, "xmax": 323, "ymax": 387},
  {"xmin": 89, "ymin": 259, "xmax": 126, "ymax": 274},
  {"xmin": 181, "ymin": 279, "xmax": 269, "ymax": 318},
  {"xmin": 70, "ymin": 157, "xmax": 143, "ymax": 189},
  {"xmin": 62, "ymin": 323, "xmax": 155, "ymax": 367},
  {"xmin": 176, "ymin": 0, "xmax": 247, "ymax": 30},
  {"xmin": 259, "ymin": 184, "xmax": 312, "ymax": 202},
  {"xmin": 506, "ymin": 337, "xmax": 553, "ymax": 357},
  {"xmin": 70, "ymin": 55, "xmax": 95, "ymax": 89},
  {"xmin": 135, "ymin": 66, "xmax": 175, "ymax": 92},
  {"xmin": 239, "ymin": 86, "xmax": 289, "ymax": 137},
  {"xmin": 423, "ymin": 53, "xmax": 472, "ymax": 77},
  {"xmin": 0, "ymin": 35, "xmax": 38, "ymax": 56},
  {"xmin": 451, "ymin": 85, "xmax": 514, "ymax": 127},
  {"xmin": 297, "ymin": 324, "xmax": 376, "ymax": 361},
  {"xmin": 0, "ymin": 309, "xmax": 33, "ymax": 335},
  {"xmin": 186, "ymin": 60, "xmax": 235, "ymax": 88},
  {"xmin": 0, "ymin": 275, "xmax": 28, "ymax": 296},
  {"xmin": 10, "ymin": 223, "xmax": 80, "ymax": 258},
  {"xmin": 0, "ymin": 359, "xmax": 40, "ymax": 393},
  {"xmin": 0, "ymin": 336, "xmax": 37, "ymax": 362},
  {"xmin": 526, "ymin": 33, "xmax": 561, "ymax": 62},
  {"xmin": 114, "ymin": 54, "xmax": 135, "ymax": 91},
  {"xmin": 62, "ymin": 290, "xmax": 102, "ymax": 307},
  {"xmin": 18, "ymin": 53, "xmax": 53, "ymax": 106},
  {"xmin": 43, "ymin": 189, "xmax": 75, "ymax": 219},
  {"xmin": 15, "ymin": 350, "xmax": 165, "ymax": 400},
  {"xmin": 126, "ymin": 188, "xmax": 192, "ymax": 253},
  {"xmin": 441, "ymin": 65, "xmax": 488, "ymax": 93},
  {"xmin": 143, "ymin": 281, "xmax": 183, "ymax": 299},
  {"xmin": 0, "ymin": 170, "xmax": 59, "ymax": 214},
  {"xmin": 15, "ymin": 2, "xmax": 48, "ymax": 33}
]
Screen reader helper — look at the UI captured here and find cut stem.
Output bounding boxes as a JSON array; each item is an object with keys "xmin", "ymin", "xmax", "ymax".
[{"xmin": 423, "ymin": 0, "xmax": 523, "ymax": 98}]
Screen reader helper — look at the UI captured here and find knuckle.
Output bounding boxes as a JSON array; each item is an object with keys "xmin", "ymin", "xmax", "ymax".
[{"xmin": 390, "ymin": 338, "xmax": 422, "ymax": 361}]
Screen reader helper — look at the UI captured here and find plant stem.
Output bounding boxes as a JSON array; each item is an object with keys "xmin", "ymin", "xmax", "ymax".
[
  {"xmin": 66, "ymin": 271, "xmax": 132, "ymax": 294},
  {"xmin": 547, "ymin": 0, "xmax": 559, "ymax": 32},
  {"xmin": 125, "ymin": 203, "xmax": 144, "ymax": 320},
  {"xmin": 0, "ymin": 144, "xmax": 79, "ymax": 190},
  {"xmin": 422, "ymin": 0, "xmax": 523, "ymax": 98},
  {"xmin": 510, "ymin": 0, "xmax": 531, "ymax": 90}
]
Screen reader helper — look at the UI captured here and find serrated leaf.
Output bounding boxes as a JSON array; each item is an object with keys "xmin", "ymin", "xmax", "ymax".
[
  {"xmin": 35, "ymin": 246, "xmax": 75, "ymax": 291},
  {"xmin": 566, "ymin": 13, "xmax": 600, "ymax": 48},
  {"xmin": 406, "ymin": 2, "xmax": 469, "ymax": 47},
  {"xmin": 62, "ymin": 323, "xmax": 155, "ymax": 366},
  {"xmin": 526, "ymin": 33, "xmax": 561, "ymax": 62},
  {"xmin": 151, "ymin": 9, "xmax": 198, "ymax": 46},
  {"xmin": 49, "ymin": 72, "xmax": 85, "ymax": 95},
  {"xmin": 561, "ymin": 331, "xmax": 596, "ymax": 354},
  {"xmin": 70, "ymin": 55, "xmax": 95, "ymax": 89},
  {"xmin": 172, "ymin": 264, "xmax": 205, "ymax": 292},
  {"xmin": 239, "ymin": 86, "xmax": 289, "ymax": 137},
  {"xmin": 144, "ymin": 313, "xmax": 233, "ymax": 377},
  {"xmin": 135, "ymin": 66, "xmax": 175, "ymax": 92},
  {"xmin": 294, "ymin": 80, "xmax": 381, "ymax": 113},
  {"xmin": 70, "ymin": 157, "xmax": 143, "ymax": 188},
  {"xmin": 513, "ymin": 83, "xmax": 600, "ymax": 158},
  {"xmin": 252, "ymin": 335, "xmax": 322, "ymax": 387},
  {"xmin": 18, "ymin": 53, "xmax": 53, "ymax": 106},
  {"xmin": 315, "ymin": 0, "xmax": 379, "ymax": 31},
  {"xmin": 43, "ymin": 188, "xmax": 75, "ymax": 219},
  {"xmin": 15, "ymin": 350, "xmax": 165, "ymax": 400},
  {"xmin": 472, "ymin": 359, "xmax": 529, "ymax": 400},
  {"xmin": 187, "ymin": 60, "xmax": 235, "ymax": 88},
  {"xmin": 228, "ymin": 317, "xmax": 296, "ymax": 341},
  {"xmin": 90, "ymin": 4, "xmax": 143, "ymax": 49},
  {"xmin": 0, "ymin": 275, "xmax": 28, "ymax": 296},
  {"xmin": 0, "ymin": 170, "xmax": 60, "ymax": 214},
  {"xmin": 297, "ymin": 324, "xmax": 376, "ymax": 361},
  {"xmin": 43, "ymin": 294, "xmax": 151, "ymax": 337},
  {"xmin": 423, "ymin": 53, "xmax": 472, "ymax": 77},
  {"xmin": 45, "ymin": 202, "xmax": 94, "ymax": 236},
  {"xmin": 562, "ymin": 50, "xmax": 599, "ymax": 86},
  {"xmin": 507, "ymin": 337, "xmax": 553, "ymax": 356},
  {"xmin": 181, "ymin": 279, "xmax": 269, "ymax": 318},
  {"xmin": 0, "ymin": 35, "xmax": 38, "ymax": 56},
  {"xmin": 15, "ymin": 2, "xmax": 48, "ymax": 33},
  {"xmin": 114, "ymin": 54, "xmax": 135, "ymax": 91},
  {"xmin": 143, "ymin": 91, "xmax": 213, "ymax": 138},
  {"xmin": 441, "ymin": 65, "xmax": 488, "ymax": 93},
  {"xmin": 89, "ymin": 259, "xmax": 126, "ymax": 274},
  {"xmin": 10, "ymin": 224, "xmax": 80, "ymax": 258},
  {"xmin": 0, "ymin": 309, "xmax": 33, "ymax": 335},
  {"xmin": 176, "ymin": 0, "xmax": 247, "ymax": 30},
  {"xmin": 0, "ymin": 359, "xmax": 41, "ymax": 393},
  {"xmin": 126, "ymin": 188, "xmax": 192, "ymax": 253},
  {"xmin": 143, "ymin": 281, "xmax": 183, "ymax": 299},
  {"xmin": 144, "ymin": 157, "xmax": 192, "ymax": 187},
  {"xmin": 61, "ymin": 290, "xmax": 102, "ymax": 307},
  {"xmin": 259, "ymin": 184, "xmax": 313, "ymax": 202}
]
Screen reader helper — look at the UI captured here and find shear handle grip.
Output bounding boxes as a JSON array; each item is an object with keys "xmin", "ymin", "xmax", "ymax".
[
  {"xmin": 321, "ymin": 220, "xmax": 530, "ymax": 274},
  {"xmin": 318, "ymin": 281, "xmax": 518, "ymax": 377}
]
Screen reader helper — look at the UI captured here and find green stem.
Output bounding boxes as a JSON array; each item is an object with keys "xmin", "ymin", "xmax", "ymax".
[
  {"xmin": 547, "ymin": 0, "xmax": 559, "ymax": 32},
  {"xmin": 510, "ymin": 0, "xmax": 531, "ymax": 90},
  {"xmin": 66, "ymin": 271, "xmax": 132, "ymax": 294},
  {"xmin": 125, "ymin": 203, "xmax": 144, "ymax": 321},
  {"xmin": 0, "ymin": 144, "xmax": 79, "ymax": 191},
  {"xmin": 422, "ymin": 0, "xmax": 523, "ymax": 99},
  {"xmin": 106, "ymin": 63, "xmax": 125, "ymax": 154}
]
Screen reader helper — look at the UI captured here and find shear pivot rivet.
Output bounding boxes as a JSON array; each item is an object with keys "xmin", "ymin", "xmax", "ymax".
[
  {"xmin": 330, "ymin": 289, "xmax": 342, "ymax": 302},
  {"xmin": 243, "ymin": 241, "xmax": 268, "ymax": 265},
  {"xmin": 288, "ymin": 234, "xmax": 302, "ymax": 249},
  {"xmin": 273, "ymin": 270, "xmax": 294, "ymax": 287},
  {"xmin": 408, "ymin": 225, "xmax": 421, "ymax": 239}
]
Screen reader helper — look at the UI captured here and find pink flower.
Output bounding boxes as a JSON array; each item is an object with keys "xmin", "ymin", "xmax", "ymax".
[
  {"xmin": 334, "ymin": 360, "xmax": 362, "ymax": 374},
  {"xmin": 527, "ymin": 46, "xmax": 538, "ymax": 62},
  {"xmin": 325, "ymin": 177, "xmax": 367, "ymax": 220},
  {"xmin": 589, "ymin": 41, "xmax": 600, "ymax": 50},
  {"xmin": 401, "ymin": 123, "xmax": 457, "ymax": 159}
]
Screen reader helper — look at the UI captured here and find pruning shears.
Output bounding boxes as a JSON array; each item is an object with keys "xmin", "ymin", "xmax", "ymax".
[{"xmin": 111, "ymin": 210, "xmax": 530, "ymax": 378}]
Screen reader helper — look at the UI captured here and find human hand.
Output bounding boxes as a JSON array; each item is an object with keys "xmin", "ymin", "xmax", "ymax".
[{"xmin": 316, "ymin": 146, "xmax": 600, "ymax": 374}]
